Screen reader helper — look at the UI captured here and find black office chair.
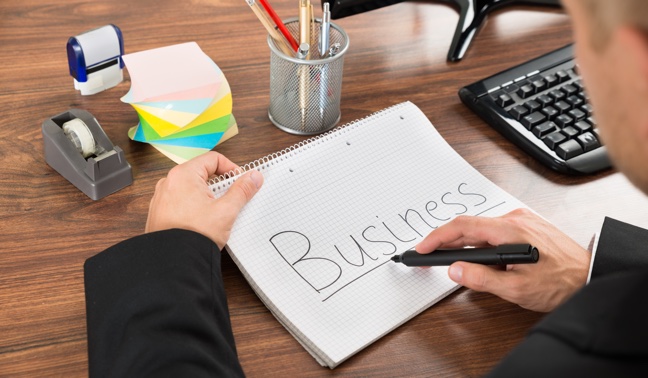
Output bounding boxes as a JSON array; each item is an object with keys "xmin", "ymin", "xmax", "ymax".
[{"xmin": 322, "ymin": 0, "xmax": 561, "ymax": 62}]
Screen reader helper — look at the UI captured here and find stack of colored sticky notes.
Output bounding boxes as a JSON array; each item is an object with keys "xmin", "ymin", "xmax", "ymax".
[{"xmin": 121, "ymin": 42, "xmax": 237, "ymax": 164}]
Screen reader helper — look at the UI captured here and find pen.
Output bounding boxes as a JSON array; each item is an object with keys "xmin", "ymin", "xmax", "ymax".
[
  {"xmin": 296, "ymin": 42, "xmax": 310, "ymax": 59},
  {"xmin": 319, "ymin": 2, "xmax": 330, "ymax": 57},
  {"xmin": 246, "ymin": 0, "xmax": 294, "ymax": 56},
  {"xmin": 297, "ymin": 0, "xmax": 312, "ymax": 130},
  {"xmin": 299, "ymin": 0, "xmax": 311, "ymax": 59},
  {"xmin": 317, "ymin": 3, "xmax": 331, "ymax": 123},
  {"xmin": 327, "ymin": 42, "xmax": 341, "ymax": 58},
  {"xmin": 391, "ymin": 244, "xmax": 539, "ymax": 266},
  {"xmin": 257, "ymin": 0, "xmax": 299, "ymax": 51},
  {"xmin": 309, "ymin": 1, "xmax": 315, "ymax": 50},
  {"xmin": 317, "ymin": 3, "xmax": 330, "ymax": 124},
  {"xmin": 298, "ymin": 59, "xmax": 309, "ymax": 129}
]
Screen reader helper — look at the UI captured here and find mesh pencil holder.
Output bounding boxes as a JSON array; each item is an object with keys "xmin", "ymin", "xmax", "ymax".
[{"xmin": 267, "ymin": 18, "xmax": 349, "ymax": 135}]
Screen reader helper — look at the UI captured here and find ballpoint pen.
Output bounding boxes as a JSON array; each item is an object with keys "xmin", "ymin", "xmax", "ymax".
[
  {"xmin": 298, "ymin": 0, "xmax": 312, "ymax": 130},
  {"xmin": 318, "ymin": 3, "xmax": 331, "ymax": 125},
  {"xmin": 328, "ymin": 42, "xmax": 341, "ymax": 57},
  {"xmin": 258, "ymin": 0, "xmax": 299, "ymax": 51},
  {"xmin": 298, "ymin": 52, "xmax": 309, "ymax": 129},
  {"xmin": 298, "ymin": 0, "xmax": 311, "ymax": 59},
  {"xmin": 319, "ymin": 2, "xmax": 330, "ymax": 57},
  {"xmin": 246, "ymin": 0, "xmax": 293, "ymax": 56},
  {"xmin": 309, "ymin": 1, "xmax": 315, "ymax": 51},
  {"xmin": 296, "ymin": 42, "xmax": 310, "ymax": 59}
]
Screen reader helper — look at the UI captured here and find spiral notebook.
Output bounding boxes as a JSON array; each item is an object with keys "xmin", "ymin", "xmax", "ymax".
[{"xmin": 209, "ymin": 101, "xmax": 529, "ymax": 368}]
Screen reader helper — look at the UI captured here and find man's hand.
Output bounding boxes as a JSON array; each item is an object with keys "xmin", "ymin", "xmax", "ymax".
[
  {"xmin": 416, "ymin": 208, "xmax": 591, "ymax": 312},
  {"xmin": 145, "ymin": 152, "xmax": 264, "ymax": 249}
]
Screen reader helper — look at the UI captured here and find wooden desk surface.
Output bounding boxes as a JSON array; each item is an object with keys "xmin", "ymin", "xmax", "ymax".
[{"xmin": 2, "ymin": 0, "xmax": 648, "ymax": 376}]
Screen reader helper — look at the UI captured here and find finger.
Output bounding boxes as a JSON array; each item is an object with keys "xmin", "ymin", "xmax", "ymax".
[
  {"xmin": 416, "ymin": 216, "xmax": 485, "ymax": 253},
  {"xmin": 430, "ymin": 238, "xmax": 493, "ymax": 250},
  {"xmin": 416, "ymin": 214, "xmax": 525, "ymax": 253},
  {"xmin": 178, "ymin": 151, "xmax": 240, "ymax": 181},
  {"xmin": 448, "ymin": 262, "xmax": 508, "ymax": 294},
  {"xmin": 216, "ymin": 170, "xmax": 264, "ymax": 223}
]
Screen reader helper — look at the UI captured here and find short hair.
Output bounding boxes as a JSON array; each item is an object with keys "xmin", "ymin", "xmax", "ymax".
[{"xmin": 581, "ymin": 0, "xmax": 648, "ymax": 49}]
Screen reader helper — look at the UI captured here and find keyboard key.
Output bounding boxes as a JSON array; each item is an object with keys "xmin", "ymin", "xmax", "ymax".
[
  {"xmin": 577, "ymin": 132, "xmax": 601, "ymax": 152},
  {"xmin": 561, "ymin": 84, "xmax": 578, "ymax": 96},
  {"xmin": 568, "ymin": 108, "xmax": 586, "ymax": 121},
  {"xmin": 572, "ymin": 79, "xmax": 582, "ymax": 89},
  {"xmin": 533, "ymin": 121, "xmax": 556, "ymax": 138},
  {"xmin": 525, "ymin": 100, "xmax": 542, "ymax": 112},
  {"xmin": 509, "ymin": 105, "xmax": 529, "ymax": 120},
  {"xmin": 566, "ymin": 95, "xmax": 584, "ymax": 108},
  {"xmin": 503, "ymin": 83, "xmax": 519, "ymax": 94},
  {"xmin": 541, "ymin": 106, "xmax": 559, "ymax": 120},
  {"xmin": 497, "ymin": 93, "xmax": 514, "ymax": 107},
  {"xmin": 517, "ymin": 84, "xmax": 535, "ymax": 99},
  {"xmin": 593, "ymin": 128, "xmax": 602, "ymax": 140},
  {"xmin": 556, "ymin": 70, "xmax": 570, "ymax": 83},
  {"xmin": 574, "ymin": 120, "xmax": 592, "ymax": 133},
  {"xmin": 521, "ymin": 111, "xmax": 547, "ymax": 130},
  {"xmin": 581, "ymin": 103, "xmax": 593, "ymax": 115},
  {"xmin": 554, "ymin": 101, "xmax": 571, "ymax": 114},
  {"xmin": 549, "ymin": 89, "xmax": 566, "ymax": 101},
  {"xmin": 562, "ymin": 126, "xmax": 579, "ymax": 138},
  {"xmin": 555, "ymin": 114, "xmax": 574, "ymax": 128},
  {"xmin": 536, "ymin": 94, "xmax": 554, "ymax": 107},
  {"xmin": 544, "ymin": 74, "xmax": 559, "ymax": 88},
  {"xmin": 543, "ymin": 131, "xmax": 567, "ymax": 149},
  {"xmin": 556, "ymin": 139, "xmax": 584, "ymax": 159},
  {"xmin": 532, "ymin": 79, "xmax": 547, "ymax": 92}
]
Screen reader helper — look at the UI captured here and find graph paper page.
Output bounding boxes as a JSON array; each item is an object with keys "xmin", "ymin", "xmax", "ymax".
[{"xmin": 211, "ymin": 102, "xmax": 528, "ymax": 367}]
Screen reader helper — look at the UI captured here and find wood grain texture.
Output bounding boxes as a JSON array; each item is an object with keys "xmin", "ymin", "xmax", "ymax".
[{"xmin": 2, "ymin": 0, "xmax": 648, "ymax": 376}]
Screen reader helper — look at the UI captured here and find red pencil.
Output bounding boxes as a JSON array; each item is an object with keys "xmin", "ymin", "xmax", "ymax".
[{"xmin": 257, "ymin": 0, "xmax": 299, "ymax": 51}]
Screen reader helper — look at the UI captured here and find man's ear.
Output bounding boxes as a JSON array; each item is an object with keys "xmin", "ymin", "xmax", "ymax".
[{"xmin": 614, "ymin": 26, "xmax": 648, "ymax": 93}]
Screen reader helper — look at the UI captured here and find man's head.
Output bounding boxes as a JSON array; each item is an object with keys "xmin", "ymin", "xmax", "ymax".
[{"xmin": 562, "ymin": 0, "xmax": 648, "ymax": 191}]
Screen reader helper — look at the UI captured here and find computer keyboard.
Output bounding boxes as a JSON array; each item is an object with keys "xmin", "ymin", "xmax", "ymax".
[{"xmin": 459, "ymin": 44, "xmax": 610, "ymax": 175}]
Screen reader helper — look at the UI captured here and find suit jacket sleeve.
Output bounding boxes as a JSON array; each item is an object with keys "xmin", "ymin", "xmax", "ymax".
[
  {"xmin": 84, "ymin": 229, "xmax": 245, "ymax": 378},
  {"xmin": 591, "ymin": 217, "xmax": 648, "ymax": 280},
  {"xmin": 487, "ymin": 269, "xmax": 648, "ymax": 376},
  {"xmin": 487, "ymin": 217, "xmax": 648, "ymax": 376}
]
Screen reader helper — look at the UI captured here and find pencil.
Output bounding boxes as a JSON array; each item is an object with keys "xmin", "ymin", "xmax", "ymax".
[
  {"xmin": 257, "ymin": 0, "xmax": 299, "ymax": 51},
  {"xmin": 246, "ymin": 0, "xmax": 293, "ymax": 55}
]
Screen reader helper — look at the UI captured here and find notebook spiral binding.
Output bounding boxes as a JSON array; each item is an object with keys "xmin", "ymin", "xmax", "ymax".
[{"xmin": 208, "ymin": 102, "xmax": 407, "ymax": 192}]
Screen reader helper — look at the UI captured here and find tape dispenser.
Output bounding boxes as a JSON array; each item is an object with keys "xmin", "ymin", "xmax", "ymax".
[
  {"xmin": 67, "ymin": 25, "xmax": 124, "ymax": 95},
  {"xmin": 42, "ymin": 109, "xmax": 133, "ymax": 200}
]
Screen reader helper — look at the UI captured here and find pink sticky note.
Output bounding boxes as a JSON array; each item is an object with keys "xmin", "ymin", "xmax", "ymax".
[{"xmin": 122, "ymin": 42, "xmax": 219, "ymax": 103}]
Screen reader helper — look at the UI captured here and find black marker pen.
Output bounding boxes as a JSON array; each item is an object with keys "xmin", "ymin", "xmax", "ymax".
[{"xmin": 391, "ymin": 244, "xmax": 539, "ymax": 266}]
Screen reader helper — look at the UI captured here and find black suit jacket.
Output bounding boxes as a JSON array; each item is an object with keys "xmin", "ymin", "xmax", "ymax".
[
  {"xmin": 489, "ymin": 217, "xmax": 648, "ymax": 376},
  {"xmin": 84, "ymin": 229, "xmax": 245, "ymax": 377}
]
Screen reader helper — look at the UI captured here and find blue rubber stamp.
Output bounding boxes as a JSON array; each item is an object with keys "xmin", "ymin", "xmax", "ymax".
[{"xmin": 67, "ymin": 25, "xmax": 124, "ymax": 95}]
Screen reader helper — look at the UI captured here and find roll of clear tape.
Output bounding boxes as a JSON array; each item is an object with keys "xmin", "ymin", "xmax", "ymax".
[{"xmin": 62, "ymin": 118, "xmax": 96, "ymax": 158}]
